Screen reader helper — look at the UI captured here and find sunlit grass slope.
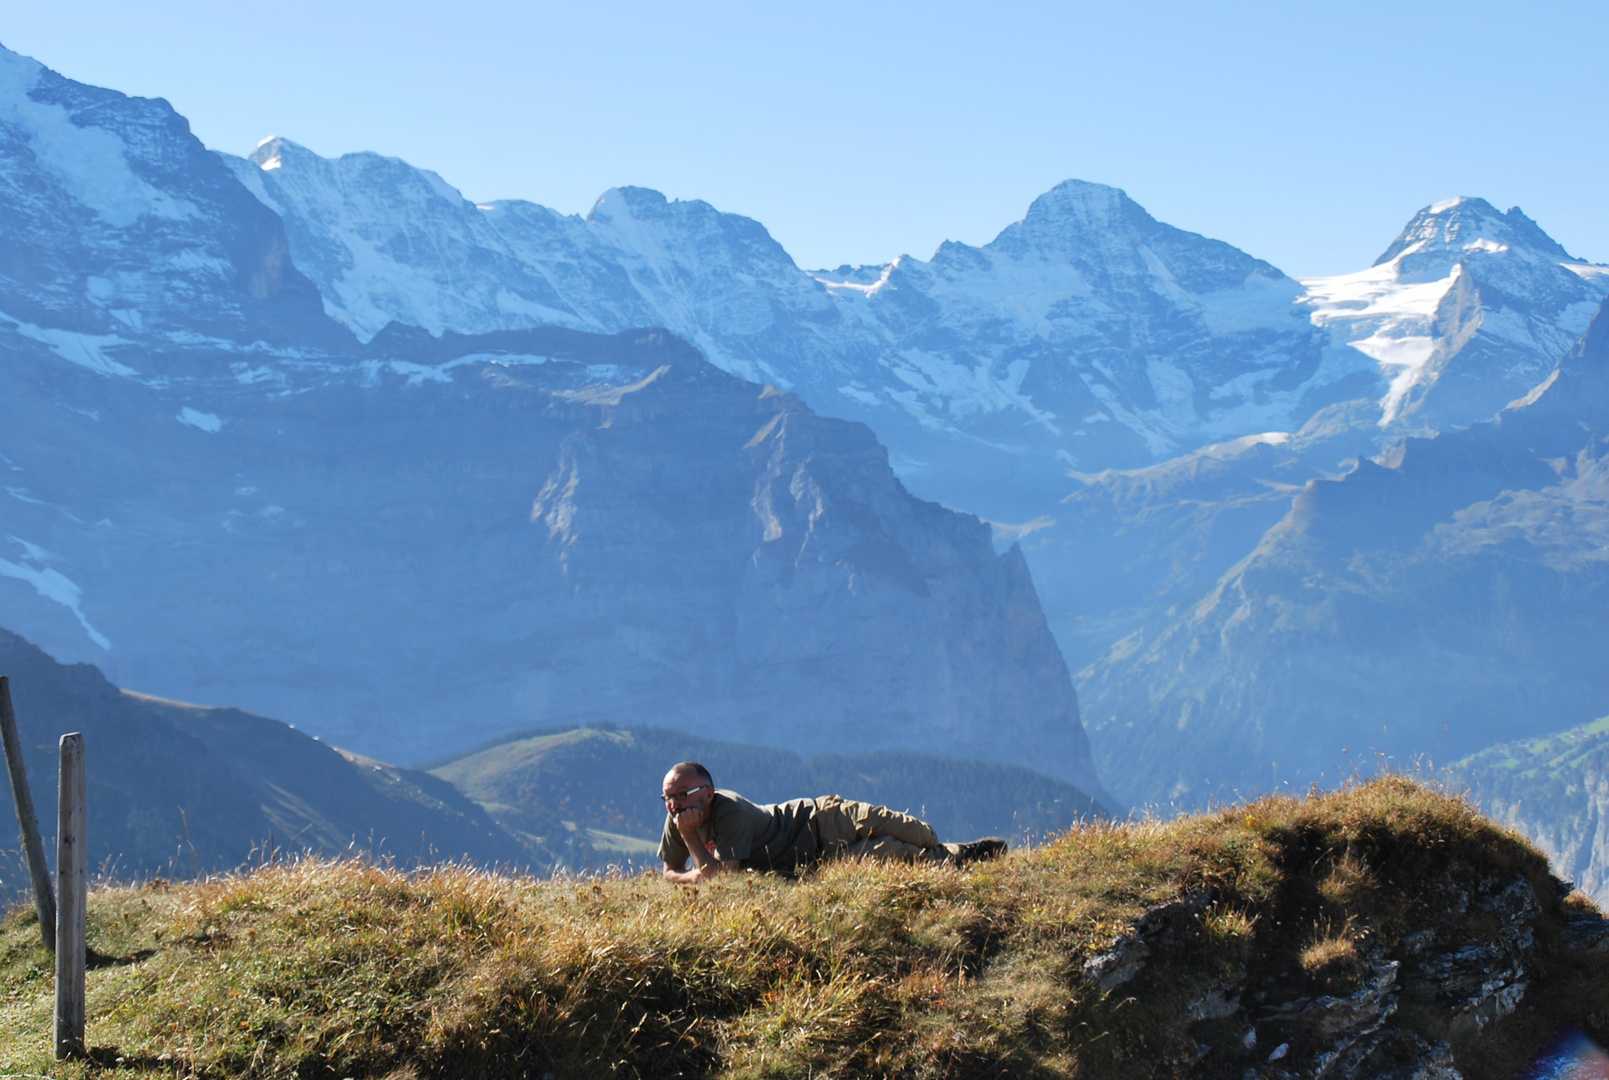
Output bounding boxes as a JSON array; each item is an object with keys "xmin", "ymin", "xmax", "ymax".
[{"xmin": 0, "ymin": 777, "xmax": 1603, "ymax": 1079}]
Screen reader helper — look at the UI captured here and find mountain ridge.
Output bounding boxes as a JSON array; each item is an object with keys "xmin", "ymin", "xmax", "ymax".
[
  {"xmin": 1079, "ymin": 293, "xmax": 1609, "ymax": 808},
  {"xmin": 0, "ymin": 627, "xmax": 529, "ymax": 886}
]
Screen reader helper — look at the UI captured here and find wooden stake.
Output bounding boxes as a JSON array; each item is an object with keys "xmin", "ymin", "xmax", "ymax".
[
  {"xmin": 0, "ymin": 676, "xmax": 55, "ymax": 950},
  {"xmin": 55, "ymin": 732, "xmax": 85, "ymax": 1061}
]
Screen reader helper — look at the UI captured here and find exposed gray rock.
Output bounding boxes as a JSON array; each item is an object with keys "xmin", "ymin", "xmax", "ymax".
[
  {"xmin": 1079, "ymin": 871, "xmax": 1561, "ymax": 1079},
  {"xmin": 1082, "ymin": 889, "xmax": 1213, "ymax": 990}
]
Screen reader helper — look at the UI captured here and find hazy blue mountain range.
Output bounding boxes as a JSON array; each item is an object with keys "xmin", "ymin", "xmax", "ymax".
[
  {"xmin": 230, "ymin": 140, "xmax": 1353, "ymax": 516},
  {"xmin": 1079, "ymin": 296, "xmax": 1609, "ymax": 808},
  {"xmin": 428, "ymin": 723, "xmax": 1111, "ymax": 871},
  {"xmin": 0, "ymin": 628, "xmax": 527, "ymax": 889},
  {"xmin": 0, "ymin": 44, "xmax": 1106, "ymax": 799},
  {"xmin": 0, "ymin": 315, "xmax": 1101, "ymax": 793},
  {"xmin": 1011, "ymin": 198, "xmax": 1609, "ymax": 670},
  {"xmin": 5, "ymin": 35, "xmax": 1608, "ymax": 847},
  {"xmin": 213, "ymin": 103, "xmax": 1609, "ymax": 781},
  {"xmin": 224, "ymin": 137, "xmax": 1608, "ymax": 524}
]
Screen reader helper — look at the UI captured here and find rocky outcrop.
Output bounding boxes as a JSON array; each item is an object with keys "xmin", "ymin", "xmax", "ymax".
[{"xmin": 1081, "ymin": 869, "xmax": 1588, "ymax": 1079}]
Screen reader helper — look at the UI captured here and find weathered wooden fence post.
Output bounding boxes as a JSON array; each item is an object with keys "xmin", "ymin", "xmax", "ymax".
[
  {"xmin": 0, "ymin": 676, "xmax": 55, "ymax": 950},
  {"xmin": 55, "ymin": 732, "xmax": 85, "ymax": 1061}
]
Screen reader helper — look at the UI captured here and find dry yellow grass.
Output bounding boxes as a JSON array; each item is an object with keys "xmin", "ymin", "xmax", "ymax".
[{"xmin": 0, "ymin": 776, "xmax": 1601, "ymax": 1079}]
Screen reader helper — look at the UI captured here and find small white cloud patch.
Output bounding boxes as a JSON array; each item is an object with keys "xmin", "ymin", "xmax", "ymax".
[{"xmin": 177, "ymin": 407, "xmax": 222, "ymax": 432}]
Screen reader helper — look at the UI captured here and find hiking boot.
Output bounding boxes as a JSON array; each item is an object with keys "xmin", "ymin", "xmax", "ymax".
[{"xmin": 946, "ymin": 838, "xmax": 1008, "ymax": 867}]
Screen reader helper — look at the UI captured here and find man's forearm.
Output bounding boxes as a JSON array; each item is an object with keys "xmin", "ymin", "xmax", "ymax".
[
  {"xmin": 662, "ymin": 864, "xmax": 701, "ymax": 884},
  {"xmin": 681, "ymin": 826, "xmax": 716, "ymax": 871},
  {"xmin": 662, "ymin": 858, "xmax": 733, "ymax": 884},
  {"xmin": 662, "ymin": 806, "xmax": 730, "ymax": 883}
]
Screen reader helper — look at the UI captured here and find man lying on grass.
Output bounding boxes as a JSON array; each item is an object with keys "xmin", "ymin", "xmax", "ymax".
[{"xmin": 660, "ymin": 761, "xmax": 1007, "ymax": 883}]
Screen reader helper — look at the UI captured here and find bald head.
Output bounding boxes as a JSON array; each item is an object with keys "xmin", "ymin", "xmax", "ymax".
[
  {"xmin": 665, "ymin": 761, "xmax": 711, "ymax": 788},
  {"xmin": 662, "ymin": 761, "xmax": 715, "ymax": 814}
]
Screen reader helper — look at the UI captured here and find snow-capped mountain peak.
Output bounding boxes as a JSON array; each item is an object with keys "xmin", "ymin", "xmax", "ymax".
[
  {"xmin": 213, "ymin": 153, "xmax": 1366, "ymax": 508},
  {"xmin": 1011, "ymin": 179, "xmax": 1136, "ymax": 237},
  {"xmin": 0, "ymin": 45, "xmax": 198, "ymax": 230},
  {"xmin": 0, "ymin": 42, "xmax": 334, "ymax": 346},
  {"xmin": 587, "ymin": 184, "xmax": 679, "ymax": 224},
  {"xmin": 251, "ymin": 134, "xmax": 287, "ymax": 170},
  {"xmin": 1303, "ymin": 197, "xmax": 1607, "ymax": 430},
  {"xmin": 1374, "ymin": 196, "xmax": 1576, "ymax": 279},
  {"xmin": 984, "ymin": 180, "xmax": 1291, "ymax": 293}
]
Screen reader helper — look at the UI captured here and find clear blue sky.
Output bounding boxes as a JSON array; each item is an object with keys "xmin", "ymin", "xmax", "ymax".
[{"xmin": 4, "ymin": 1, "xmax": 1605, "ymax": 276}]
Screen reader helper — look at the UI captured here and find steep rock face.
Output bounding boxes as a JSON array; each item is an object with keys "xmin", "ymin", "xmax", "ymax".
[
  {"xmin": 1079, "ymin": 297, "xmax": 1609, "ymax": 808},
  {"xmin": 1, "ymin": 320, "xmax": 1106, "ymax": 796},
  {"xmin": 1456, "ymin": 716, "xmax": 1609, "ymax": 908},
  {"xmin": 0, "ymin": 48, "xmax": 335, "ymax": 346},
  {"xmin": 0, "ymin": 629, "xmax": 526, "ymax": 883}
]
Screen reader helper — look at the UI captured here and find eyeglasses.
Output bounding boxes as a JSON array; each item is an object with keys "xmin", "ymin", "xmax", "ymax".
[{"xmin": 661, "ymin": 784, "xmax": 709, "ymax": 804}]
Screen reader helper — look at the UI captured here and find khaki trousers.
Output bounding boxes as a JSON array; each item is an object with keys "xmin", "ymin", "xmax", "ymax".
[{"xmin": 812, "ymin": 795, "xmax": 945, "ymax": 863}]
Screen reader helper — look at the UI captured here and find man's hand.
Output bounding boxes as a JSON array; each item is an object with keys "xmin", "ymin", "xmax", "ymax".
[{"xmin": 673, "ymin": 804, "xmax": 709, "ymax": 835}]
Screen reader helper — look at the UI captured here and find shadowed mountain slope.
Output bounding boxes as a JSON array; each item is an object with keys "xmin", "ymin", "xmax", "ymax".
[
  {"xmin": 1456, "ymin": 715, "xmax": 1609, "ymax": 907},
  {"xmin": 0, "ymin": 629, "xmax": 528, "ymax": 890}
]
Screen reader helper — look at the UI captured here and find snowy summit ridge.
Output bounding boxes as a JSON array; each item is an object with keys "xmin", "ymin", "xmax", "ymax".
[
  {"xmin": 225, "ymin": 138, "xmax": 1608, "ymax": 520},
  {"xmin": 229, "ymin": 153, "xmax": 1379, "ymax": 513},
  {"xmin": 1302, "ymin": 196, "xmax": 1608, "ymax": 430}
]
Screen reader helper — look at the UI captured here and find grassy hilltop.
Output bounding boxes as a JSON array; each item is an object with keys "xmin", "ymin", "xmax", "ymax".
[{"xmin": 1, "ymin": 778, "xmax": 1606, "ymax": 1079}]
